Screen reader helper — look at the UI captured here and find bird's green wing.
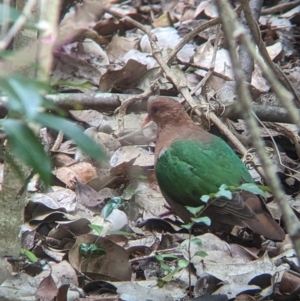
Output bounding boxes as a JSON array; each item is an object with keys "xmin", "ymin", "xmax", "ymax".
[{"xmin": 155, "ymin": 137, "xmax": 253, "ymax": 207}]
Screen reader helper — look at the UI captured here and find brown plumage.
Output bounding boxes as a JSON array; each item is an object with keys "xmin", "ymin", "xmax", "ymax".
[{"xmin": 143, "ymin": 96, "xmax": 285, "ymax": 241}]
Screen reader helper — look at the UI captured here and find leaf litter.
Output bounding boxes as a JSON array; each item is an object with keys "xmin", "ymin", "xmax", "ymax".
[{"xmin": 2, "ymin": 0, "xmax": 300, "ymax": 300}]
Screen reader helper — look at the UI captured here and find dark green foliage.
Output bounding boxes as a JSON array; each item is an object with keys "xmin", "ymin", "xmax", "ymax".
[
  {"xmin": 2, "ymin": 119, "xmax": 52, "ymax": 184},
  {"xmin": 0, "ymin": 75, "xmax": 105, "ymax": 185}
]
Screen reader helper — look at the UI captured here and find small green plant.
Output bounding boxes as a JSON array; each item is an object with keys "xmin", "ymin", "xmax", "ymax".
[
  {"xmin": 102, "ymin": 197, "xmax": 125, "ymax": 219},
  {"xmin": 199, "ymin": 183, "xmax": 268, "ymax": 206},
  {"xmin": 20, "ymin": 249, "xmax": 39, "ymax": 263},
  {"xmin": 183, "ymin": 183, "xmax": 268, "ymax": 228},
  {"xmin": 79, "ymin": 224, "xmax": 106, "ymax": 259},
  {"xmin": 155, "ymin": 241, "xmax": 207, "ymax": 288},
  {"xmin": 80, "ymin": 223, "xmax": 132, "ymax": 259},
  {"xmin": 79, "ymin": 243, "xmax": 106, "ymax": 258},
  {"xmin": 178, "ymin": 183, "xmax": 268, "ymax": 291},
  {"xmin": 155, "ymin": 253, "xmax": 189, "ymax": 287}
]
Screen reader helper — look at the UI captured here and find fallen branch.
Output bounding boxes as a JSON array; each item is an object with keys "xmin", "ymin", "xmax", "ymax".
[{"xmin": 0, "ymin": 94, "xmax": 296, "ymax": 124}]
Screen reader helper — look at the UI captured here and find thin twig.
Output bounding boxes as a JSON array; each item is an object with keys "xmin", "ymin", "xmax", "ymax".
[
  {"xmin": 216, "ymin": 0, "xmax": 300, "ymax": 258},
  {"xmin": 262, "ymin": 121, "xmax": 300, "ymax": 160},
  {"xmin": 114, "ymin": 79, "xmax": 159, "ymax": 136},
  {"xmin": 51, "ymin": 131, "xmax": 64, "ymax": 152},
  {"xmin": 234, "ymin": 19, "xmax": 300, "ymax": 126},
  {"xmin": 166, "ymin": 6, "xmax": 242, "ymax": 65},
  {"xmin": 190, "ymin": 25, "xmax": 221, "ymax": 96},
  {"xmin": 261, "ymin": 0, "xmax": 300, "ymax": 15}
]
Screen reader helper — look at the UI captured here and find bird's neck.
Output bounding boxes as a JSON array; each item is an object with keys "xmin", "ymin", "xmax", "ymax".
[{"xmin": 154, "ymin": 121, "xmax": 210, "ymax": 160}]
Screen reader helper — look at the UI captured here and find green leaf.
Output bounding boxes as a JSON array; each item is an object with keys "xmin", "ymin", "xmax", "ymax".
[
  {"xmin": 185, "ymin": 205, "xmax": 204, "ymax": 215},
  {"xmin": 161, "ymin": 266, "xmax": 181, "ymax": 282},
  {"xmin": 190, "ymin": 238, "xmax": 202, "ymax": 247},
  {"xmin": 138, "ymin": 175, "xmax": 147, "ymax": 180},
  {"xmin": 160, "ymin": 262, "xmax": 171, "ymax": 272},
  {"xmin": 102, "ymin": 197, "xmax": 124, "ymax": 219},
  {"xmin": 191, "ymin": 216, "xmax": 211, "ymax": 226},
  {"xmin": 157, "ymin": 278, "xmax": 165, "ymax": 288},
  {"xmin": 194, "ymin": 251, "xmax": 208, "ymax": 258},
  {"xmin": 34, "ymin": 113, "xmax": 105, "ymax": 159},
  {"xmin": 215, "ymin": 185, "xmax": 232, "ymax": 200},
  {"xmin": 79, "ymin": 243, "xmax": 106, "ymax": 258},
  {"xmin": 2, "ymin": 119, "xmax": 52, "ymax": 184},
  {"xmin": 238, "ymin": 183, "xmax": 265, "ymax": 197},
  {"xmin": 90, "ymin": 244, "xmax": 106, "ymax": 257},
  {"xmin": 79, "ymin": 243, "xmax": 89, "ymax": 256},
  {"xmin": 21, "ymin": 249, "xmax": 38, "ymax": 263},
  {"xmin": 155, "ymin": 254, "xmax": 164, "ymax": 261},
  {"xmin": 0, "ymin": 76, "xmax": 45, "ymax": 119},
  {"xmin": 200, "ymin": 194, "xmax": 210, "ymax": 203},
  {"xmin": 220, "ymin": 184, "xmax": 229, "ymax": 190},
  {"xmin": 178, "ymin": 259, "xmax": 189, "ymax": 268},
  {"xmin": 181, "ymin": 224, "xmax": 193, "ymax": 230},
  {"xmin": 88, "ymin": 224, "xmax": 103, "ymax": 236},
  {"xmin": 180, "ymin": 244, "xmax": 187, "ymax": 250}
]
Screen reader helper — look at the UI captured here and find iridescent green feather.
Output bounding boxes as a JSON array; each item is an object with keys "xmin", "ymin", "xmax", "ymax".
[{"xmin": 155, "ymin": 137, "xmax": 253, "ymax": 207}]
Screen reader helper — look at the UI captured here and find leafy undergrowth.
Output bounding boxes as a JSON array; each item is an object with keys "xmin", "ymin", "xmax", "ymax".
[{"xmin": 1, "ymin": 0, "xmax": 300, "ymax": 300}]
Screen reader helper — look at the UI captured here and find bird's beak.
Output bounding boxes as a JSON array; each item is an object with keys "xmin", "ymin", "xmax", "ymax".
[{"xmin": 141, "ymin": 115, "xmax": 151, "ymax": 127}]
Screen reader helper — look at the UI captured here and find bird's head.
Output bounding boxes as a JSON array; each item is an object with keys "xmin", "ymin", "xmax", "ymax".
[{"xmin": 142, "ymin": 97, "xmax": 188, "ymax": 128}]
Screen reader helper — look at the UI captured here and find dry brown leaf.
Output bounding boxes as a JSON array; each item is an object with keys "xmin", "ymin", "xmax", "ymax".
[
  {"xmin": 28, "ymin": 187, "xmax": 76, "ymax": 213},
  {"xmin": 140, "ymin": 27, "xmax": 194, "ymax": 63},
  {"xmin": 69, "ymin": 110, "xmax": 113, "ymax": 133},
  {"xmin": 99, "ymin": 59, "xmax": 147, "ymax": 92},
  {"xmin": 117, "ymin": 282, "xmax": 173, "ymax": 301},
  {"xmin": 55, "ymin": 0, "xmax": 109, "ymax": 48},
  {"xmin": 52, "ymin": 218, "xmax": 91, "ymax": 238},
  {"xmin": 35, "ymin": 273, "xmax": 58, "ymax": 301},
  {"xmin": 194, "ymin": 0, "xmax": 219, "ymax": 19},
  {"xmin": 193, "ymin": 41, "xmax": 233, "ymax": 78},
  {"xmin": 76, "ymin": 180, "xmax": 114, "ymax": 207},
  {"xmin": 152, "ymin": 12, "xmax": 173, "ymax": 28},
  {"xmin": 52, "ymin": 153, "xmax": 77, "ymax": 168},
  {"xmin": 129, "ymin": 180, "xmax": 167, "ymax": 220},
  {"xmin": 69, "ymin": 234, "xmax": 132, "ymax": 281},
  {"xmin": 52, "ymin": 52, "xmax": 103, "ymax": 86},
  {"xmin": 53, "ymin": 162, "xmax": 97, "ymax": 188},
  {"xmin": 279, "ymin": 270, "xmax": 300, "ymax": 294},
  {"xmin": 106, "ymin": 35, "xmax": 140, "ymax": 63},
  {"xmin": 124, "ymin": 49, "xmax": 157, "ymax": 69}
]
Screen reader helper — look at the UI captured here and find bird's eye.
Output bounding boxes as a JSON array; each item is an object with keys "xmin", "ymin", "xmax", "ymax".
[{"xmin": 152, "ymin": 106, "xmax": 158, "ymax": 114}]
